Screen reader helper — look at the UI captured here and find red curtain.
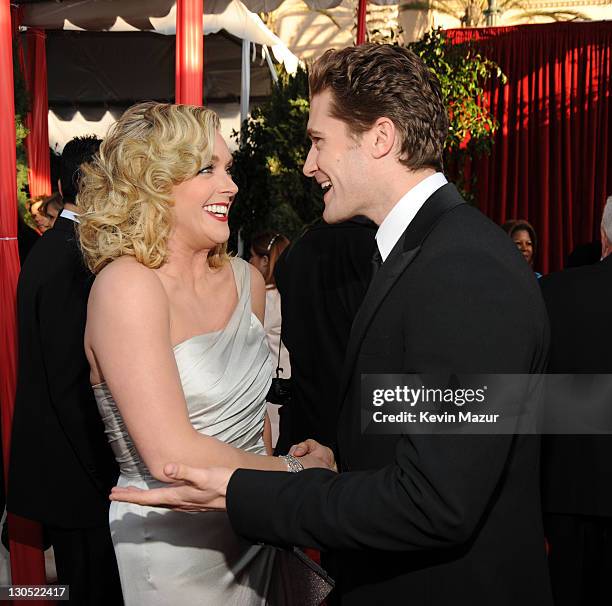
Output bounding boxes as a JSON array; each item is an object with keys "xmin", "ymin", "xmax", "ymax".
[
  {"xmin": 175, "ymin": 0, "xmax": 203, "ymax": 105},
  {"xmin": 447, "ymin": 22, "xmax": 612, "ymax": 274},
  {"xmin": 1, "ymin": 0, "xmax": 21, "ymax": 508},
  {"xmin": 24, "ymin": 28, "xmax": 51, "ymax": 198},
  {"xmin": 2, "ymin": 4, "xmax": 49, "ymax": 595}
]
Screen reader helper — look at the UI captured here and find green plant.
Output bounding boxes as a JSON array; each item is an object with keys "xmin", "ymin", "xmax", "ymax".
[
  {"xmin": 411, "ymin": 28, "xmax": 504, "ymax": 154},
  {"xmin": 13, "ymin": 40, "xmax": 30, "ymax": 216},
  {"xmin": 409, "ymin": 28, "xmax": 507, "ymax": 200},
  {"xmin": 229, "ymin": 65, "xmax": 322, "ymax": 251}
]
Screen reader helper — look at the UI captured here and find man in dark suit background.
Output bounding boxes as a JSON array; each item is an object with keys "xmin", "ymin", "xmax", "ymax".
[
  {"xmin": 274, "ymin": 217, "xmax": 376, "ymax": 455},
  {"xmin": 110, "ymin": 45, "xmax": 552, "ymax": 605},
  {"xmin": 8, "ymin": 136, "xmax": 122, "ymax": 604},
  {"xmin": 540, "ymin": 196, "xmax": 612, "ymax": 606}
]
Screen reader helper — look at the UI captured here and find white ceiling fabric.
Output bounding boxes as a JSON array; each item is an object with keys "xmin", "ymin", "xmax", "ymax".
[{"xmin": 22, "ymin": 0, "xmax": 299, "ymax": 73}]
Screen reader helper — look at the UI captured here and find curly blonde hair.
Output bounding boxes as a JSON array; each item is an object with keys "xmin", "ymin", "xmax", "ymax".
[{"xmin": 78, "ymin": 102, "xmax": 229, "ymax": 274}]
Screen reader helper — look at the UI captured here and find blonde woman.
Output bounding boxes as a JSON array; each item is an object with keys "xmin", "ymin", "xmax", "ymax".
[{"xmin": 78, "ymin": 102, "xmax": 332, "ymax": 605}]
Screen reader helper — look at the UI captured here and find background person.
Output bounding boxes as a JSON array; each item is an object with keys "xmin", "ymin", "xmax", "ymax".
[
  {"xmin": 17, "ymin": 207, "xmax": 40, "ymax": 263},
  {"xmin": 273, "ymin": 217, "xmax": 376, "ymax": 456},
  {"xmin": 249, "ymin": 231, "xmax": 291, "ymax": 449},
  {"xmin": 539, "ymin": 196, "xmax": 612, "ymax": 606},
  {"xmin": 38, "ymin": 192, "xmax": 64, "ymax": 229},
  {"xmin": 8, "ymin": 135, "xmax": 122, "ymax": 606},
  {"xmin": 28, "ymin": 197, "xmax": 49, "ymax": 233},
  {"xmin": 503, "ymin": 219, "xmax": 542, "ymax": 277}
]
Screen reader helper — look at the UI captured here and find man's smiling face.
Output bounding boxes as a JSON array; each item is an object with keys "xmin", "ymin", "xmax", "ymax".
[{"xmin": 303, "ymin": 90, "xmax": 371, "ymax": 224}]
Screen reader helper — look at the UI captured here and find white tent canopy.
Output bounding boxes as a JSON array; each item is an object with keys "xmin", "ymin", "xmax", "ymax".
[
  {"xmin": 19, "ymin": 0, "xmax": 372, "ymax": 25},
  {"xmin": 21, "ymin": 0, "xmax": 299, "ymax": 73},
  {"xmin": 43, "ymin": 29, "xmax": 276, "ymax": 152},
  {"xmin": 20, "ymin": 0, "xmax": 301, "ymax": 150}
]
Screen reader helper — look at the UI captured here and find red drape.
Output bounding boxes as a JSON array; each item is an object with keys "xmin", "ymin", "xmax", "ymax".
[
  {"xmin": 12, "ymin": 6, "xmax": 26, "ymax": 84},
  {"xmin": 447, "ymin": 22, "xmax": 612, "ymax": 274},
  {"xmin": 24, "ymin": 28, "xmax": 51, "ymax": 198},
  {"xmin": 1, "ymin": 1, "xmax": 20, "ymax": 494},
  {"xmin": 2, "ymin": 4, "xmax": 49, "ymax": 595},
  {"xmin": 175, "ymin": 0, "xmax": 203, "ymax": 105}
]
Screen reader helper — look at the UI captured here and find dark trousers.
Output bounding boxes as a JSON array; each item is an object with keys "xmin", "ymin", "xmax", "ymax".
[
  {"xmin": 544, "ymin": 513, "xmax": 612, "ymax": 606},
  {"xmin": 46, "ymin": 524, "xmax": 123, "ymax": 606}
]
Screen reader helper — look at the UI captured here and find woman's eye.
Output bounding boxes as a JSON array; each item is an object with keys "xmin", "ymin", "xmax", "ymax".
[{"xmin": 198, "ymin": 165, "xmax": 213, "ymax": 175}]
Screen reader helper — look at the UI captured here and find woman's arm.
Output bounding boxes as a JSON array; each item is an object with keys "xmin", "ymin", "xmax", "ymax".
[
  {"xmin": 250, "ymin": 263, "xmax": 274, "ymax": 455},
  {"xmin": 263, "ymin": 414, "xmax": 273, "ymax": 455},
  {"xmin": 86, "ymin": 260, "xmax": 320, "ymax": 482}
]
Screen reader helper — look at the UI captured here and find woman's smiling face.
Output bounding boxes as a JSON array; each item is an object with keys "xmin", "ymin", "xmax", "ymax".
[{"xmin": 170, "ymin": 131, "xmax": 238, "ymax": 251}]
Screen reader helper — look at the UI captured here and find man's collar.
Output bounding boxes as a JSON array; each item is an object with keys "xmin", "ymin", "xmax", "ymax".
[
  {"xmin": 59, "ymin": 209, "xmax": 80, "ymax": 224},
  {"xmin": 375, "ymin": 172, "xmax": 447, "ymax": 261}
]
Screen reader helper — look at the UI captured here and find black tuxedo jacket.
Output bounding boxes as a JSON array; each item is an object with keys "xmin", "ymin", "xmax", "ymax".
[
  {"xmin": 539, "ymin": 255, "xmax": 612, "ymax": 516},
  {"xmin": 228, "ymin": 184, "xmax": 552, "ymax": 605},
  {"xmin": 274, "ymin": 218, "xmax": 376, "ymax": 454},
  {"xmin": 8, "ymin": 216, "xmax": 117, "ymax": 529}
]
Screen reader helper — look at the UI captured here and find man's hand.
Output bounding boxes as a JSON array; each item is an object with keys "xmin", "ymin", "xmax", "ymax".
[
  {"xmin": 110, "ymin": 447, "xmax": 338, "ymax": 512},
  {"xmin": 110, "ymin": 464, "xmax": 232, "ymax": 512},
  {"xmin": 290, "ymin": 439, "xmax": 337, "ymax": 472}
]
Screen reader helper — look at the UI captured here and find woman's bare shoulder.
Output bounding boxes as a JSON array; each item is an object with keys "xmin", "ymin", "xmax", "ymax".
[{"xmin": 90, "ymin": 256, "xmax": 167, "ymax": 312}]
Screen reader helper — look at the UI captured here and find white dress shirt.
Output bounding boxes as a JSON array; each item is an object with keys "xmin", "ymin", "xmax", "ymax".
[
  {"xmin": 375, "ymin": 172, "xmax": 447, "ymax": 261},
  {"xmin": 59, "ymin": 209, "xmax": 80, "ymax": 223}
]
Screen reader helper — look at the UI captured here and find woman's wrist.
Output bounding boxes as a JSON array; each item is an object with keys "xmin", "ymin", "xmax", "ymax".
[{"xmin": 278, "ymin": 454, "xmax": 304, "ymax": 473}]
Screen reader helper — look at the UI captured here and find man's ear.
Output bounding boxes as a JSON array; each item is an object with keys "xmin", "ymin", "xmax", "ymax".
[{"xmin": 370, "ymin": 117, "xmax": 396, "ymax": 160}]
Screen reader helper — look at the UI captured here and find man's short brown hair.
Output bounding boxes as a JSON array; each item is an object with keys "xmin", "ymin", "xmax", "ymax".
[{"xmin": 309, "ymin": 44, "xmax": 448, "ymax": 172}]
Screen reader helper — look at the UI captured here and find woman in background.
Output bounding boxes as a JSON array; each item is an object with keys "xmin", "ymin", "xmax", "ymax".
[
  {"xmin": 39, "ymin": 193, "xmax": 64, "ymax": 230},
  {"xmin": 249, "ymin": 232, "xmax": 291, "ymax": 449},
  {"xmin": 503, "ymin": 219, "xmax": 542, "ymax": 278},
  {"xmin": 29, "ymin": 193, "xmax": 63, "ymax": 233}
]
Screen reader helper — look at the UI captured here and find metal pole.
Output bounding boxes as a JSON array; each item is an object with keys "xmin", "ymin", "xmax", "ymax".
[{"xmin": 356, "ymin": 0, "xmax": 367, "ymax": 44}]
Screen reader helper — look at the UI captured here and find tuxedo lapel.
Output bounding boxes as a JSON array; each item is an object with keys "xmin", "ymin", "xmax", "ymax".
[
  {"xmin": 337, "ymin": 241, "xmax": 420, "ymax": 404},
  {"xmin": 337, "ymin": 183, "xmax": 466, "ymax": 409}
]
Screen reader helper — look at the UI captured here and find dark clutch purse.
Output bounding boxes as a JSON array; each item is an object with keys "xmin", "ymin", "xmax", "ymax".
[
  {"xmin": 267, "ymin": 547, "xmax": 335, "ymax": 606},
  {"xmin": 267, "ymin": 324, "xmax": 292, "ymax": 406},
  {"xmin": 266, "ymin": 377, "xmax": 292, "ymax": 406}
]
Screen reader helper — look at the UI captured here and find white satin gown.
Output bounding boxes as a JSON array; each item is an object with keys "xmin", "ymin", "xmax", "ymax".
[{"xmin": 94, "ymin": 257, "xmax": 277, "ymax": 605}]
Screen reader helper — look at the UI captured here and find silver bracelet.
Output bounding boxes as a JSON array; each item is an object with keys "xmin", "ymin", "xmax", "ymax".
[{"xmin": 279, "ymin": 454, "xmax": 304, "ymax": 473}]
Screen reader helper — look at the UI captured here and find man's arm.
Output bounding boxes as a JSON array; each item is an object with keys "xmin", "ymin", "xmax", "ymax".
[
  {"xmin": 226, "ymin": 246, "xmax": 542, "ymax": 552},
  {"xmin": 228, "ymin": 436, "xmax": 513, "ymax": 551}
]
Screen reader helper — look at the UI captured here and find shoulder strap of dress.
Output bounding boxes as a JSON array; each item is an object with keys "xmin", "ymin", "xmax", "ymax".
[{"xmin": 229, "ymin": 256, "xmax": 250, "ymax": 301}]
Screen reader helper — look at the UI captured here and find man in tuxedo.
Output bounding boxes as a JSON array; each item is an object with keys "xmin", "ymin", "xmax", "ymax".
[
  {"xmin": 8, "ymin": 136, "xmax": 122, "ymax": 604},
  {"xmin": 540, "ymin": 197, "xmax": 612, "ymax": 605},
  {"xmin": 111, "ymin": 45, "xmax": 552, "ymax": 605},
  {"xmin": 274, "ymin": 217, "xmax": 376, "ymax": 455}
]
